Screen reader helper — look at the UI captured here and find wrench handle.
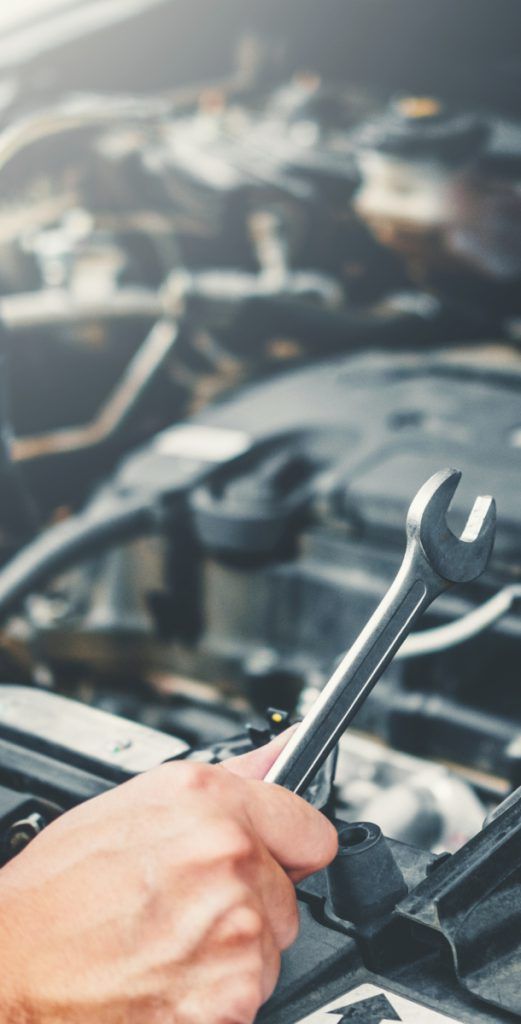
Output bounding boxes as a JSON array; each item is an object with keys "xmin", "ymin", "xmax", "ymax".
[{"xmin": 264, "ymin": 548, "xmax": 442, "ymax": 794}]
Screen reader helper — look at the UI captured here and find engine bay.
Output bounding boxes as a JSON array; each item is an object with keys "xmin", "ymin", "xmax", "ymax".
[{"xmin": 0, "ymin": 2, "xmax": 519, "ymax": 1020}]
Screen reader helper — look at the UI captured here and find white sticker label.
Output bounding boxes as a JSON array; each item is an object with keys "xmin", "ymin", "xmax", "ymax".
[{"xmin": 295, "ymin": 983, "xmax": 464, "ymax": 1023}]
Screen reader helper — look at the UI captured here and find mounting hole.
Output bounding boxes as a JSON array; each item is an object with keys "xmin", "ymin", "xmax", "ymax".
[
  {"xmin": 347, "ymin": 824, "xmax": 371, "ymax": 846},
  {"xmin": 337, "ymin": 821, "xmax": 381, "ymax": 854}
]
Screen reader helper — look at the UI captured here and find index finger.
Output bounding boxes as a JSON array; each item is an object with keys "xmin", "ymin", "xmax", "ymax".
[
  {"xmin": 241, "ymin": 777, "xmax": 338, "ymax": 882},
  {"xmin": 223, "ymin": 727, "xmax": 299, "ymax": 782}
]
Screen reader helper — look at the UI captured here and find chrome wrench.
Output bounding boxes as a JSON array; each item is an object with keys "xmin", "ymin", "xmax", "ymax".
[{"xmin": 265, "ymin": 468, "xmax": 496, "ymax": 794}]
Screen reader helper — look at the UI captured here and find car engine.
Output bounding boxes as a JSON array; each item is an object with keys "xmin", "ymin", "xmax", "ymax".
[{"xmin": 0, "ymin": 2, "xmax": 519, "ymax": 1021}]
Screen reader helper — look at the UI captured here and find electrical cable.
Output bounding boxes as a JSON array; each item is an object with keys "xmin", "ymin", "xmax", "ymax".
[
  {"xmin": 0, "ymin": 495, "xmax": 154, "ymax": 625},
  {"xmin": 398, "ymin": 584, "xmax": 521, "ymax": 659}
]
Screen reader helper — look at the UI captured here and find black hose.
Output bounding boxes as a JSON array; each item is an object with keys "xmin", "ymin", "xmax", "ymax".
[
  {"xmin": 0, "ymin": 496, "xmax": 152, "ymax": 625},
  {"xmin": 225, "ymin": 295, "xmax": 493, "ymax": 360}
]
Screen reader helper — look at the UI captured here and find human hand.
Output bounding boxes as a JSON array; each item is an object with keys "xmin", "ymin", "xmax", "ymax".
[{"xmin": 0, "ymin": 731, "xmax": 337, "ymax": 1024}]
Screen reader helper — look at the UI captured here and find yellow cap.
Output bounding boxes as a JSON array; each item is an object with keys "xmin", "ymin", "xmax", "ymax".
[{"xmin": 397, "ymin": 96, "xmax": 442, "ymax": 120}]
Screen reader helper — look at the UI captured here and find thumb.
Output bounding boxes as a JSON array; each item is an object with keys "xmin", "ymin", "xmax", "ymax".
[{"xmin": 223, "ymin": 725, "xmax": 299, "ymax": 781}]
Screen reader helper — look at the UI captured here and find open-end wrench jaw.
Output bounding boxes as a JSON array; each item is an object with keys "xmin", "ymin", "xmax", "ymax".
[{"xmin": 406, "ymin": 468, "xmax": 496, "ymax": 585}]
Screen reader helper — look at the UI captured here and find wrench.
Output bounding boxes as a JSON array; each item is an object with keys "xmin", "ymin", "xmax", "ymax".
[{"xmin": 264, "ymin": 468, "xmax": 496, "ymax": 794}]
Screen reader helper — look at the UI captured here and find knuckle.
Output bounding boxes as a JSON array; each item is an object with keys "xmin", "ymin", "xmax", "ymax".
[
  {"xmin": 211, "ymin": 821, "xmax": 256, "ymax": 866},
  {"xmin": 172, "ymin": 761, "xmax": 218, "ymax": 794},
  {"xmin": 221, "ymin": 904, "xmax": 265, "ymax": 945}
]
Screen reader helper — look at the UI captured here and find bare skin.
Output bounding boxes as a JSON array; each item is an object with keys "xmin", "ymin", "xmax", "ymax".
[{"xmin": 0, "ymin": 731, "xmax": 337, "ymax": 1024}]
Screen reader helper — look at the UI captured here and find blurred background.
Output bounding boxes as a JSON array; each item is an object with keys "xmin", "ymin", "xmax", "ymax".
[{"xmin": 0, "ymin": 0, "xmax": 519, "ymax": 857}]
